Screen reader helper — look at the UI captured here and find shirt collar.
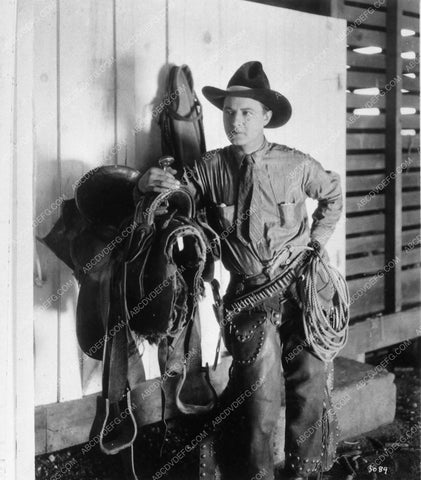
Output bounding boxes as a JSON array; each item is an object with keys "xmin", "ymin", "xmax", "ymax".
[{"xmin": 231, "ymin": 136, "xmax": 271, "ymax": 167}]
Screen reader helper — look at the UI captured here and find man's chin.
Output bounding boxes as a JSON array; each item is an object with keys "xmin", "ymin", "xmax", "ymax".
[{"xmin": 228, "ymin": 134, "xmax": 248, "ymax": 146}]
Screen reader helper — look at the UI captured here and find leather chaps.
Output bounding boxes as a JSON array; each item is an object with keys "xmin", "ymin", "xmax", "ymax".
[{"xmin": 216, "ymin": 297, "xmax": 339, "ymax": 480}]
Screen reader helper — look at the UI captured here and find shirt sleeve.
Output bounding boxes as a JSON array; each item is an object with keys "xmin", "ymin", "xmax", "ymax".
[
  {"xmin": 302, "ymin": 155, "xmax": 343, "ymax": 246},
  {"xmin": 181, "ymin": 154, "xmax": 213, "ymax": 210}
]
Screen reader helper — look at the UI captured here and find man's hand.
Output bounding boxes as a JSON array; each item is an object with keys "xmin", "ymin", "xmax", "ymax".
[
  {"xmin": 307, "ymin": 239, "xmax": 322, "ymax": 254},
  {"xmin": 307, "ymin": 239, "xmax": 329, "ymax": 261},
  {"xmin": 137, "ymin": 167, "xmax": 180, "ymax": 194}
]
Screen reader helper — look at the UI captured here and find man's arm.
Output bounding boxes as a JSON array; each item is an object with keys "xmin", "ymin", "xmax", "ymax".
[
  {"xmin": 180, "ymin": 160, "xmax": 209, "ymax": 210},
  {"xmin": 302, "ymin": 156, "xmax": 343, "ymax": 247}
]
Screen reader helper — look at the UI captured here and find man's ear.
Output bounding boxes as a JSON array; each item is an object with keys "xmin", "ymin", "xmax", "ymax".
[{"xmin": 263, "ymin": 109, "xmax": 273, "ymax": 127}]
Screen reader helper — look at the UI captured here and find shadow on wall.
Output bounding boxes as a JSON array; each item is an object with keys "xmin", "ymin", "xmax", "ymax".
[
  {"xmin": 33, "ymin": 62, "xmax": 180, "ymax": 314},
  {"xmin": 99, "ymin": 58, "xmax": 178, "ymax": 172}
]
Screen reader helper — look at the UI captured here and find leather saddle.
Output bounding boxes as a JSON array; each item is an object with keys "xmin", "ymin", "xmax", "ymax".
[
  {"xmin": 39, "ymin": 165, "xmax": 141, "ymax": 359},
  {"xmin": 40, "ymin": 165, "xmax": 219, "ymax": 359}
]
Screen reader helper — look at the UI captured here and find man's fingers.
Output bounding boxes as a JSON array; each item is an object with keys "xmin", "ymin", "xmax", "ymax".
[
  {"xmin": 148, "ymin": 185, "xmax": 177, "ymax": 194},
  {"xmin": 150, "ymin": 170, "xmax": 180, "ymax": 188},
  {"xmin": 137, "ymin": 166, "xmax": 181, "ymax": 194}
]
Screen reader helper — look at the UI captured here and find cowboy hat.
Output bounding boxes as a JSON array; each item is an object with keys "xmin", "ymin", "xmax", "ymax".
[{"xmin": 202, "ymin": 61, "xmax": 292, "ymax": 128}]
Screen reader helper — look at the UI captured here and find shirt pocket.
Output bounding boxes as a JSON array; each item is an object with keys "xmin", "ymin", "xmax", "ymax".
[
  {"xmin": 216, "ymin": 203, "xmax": 236, "ymax": 231},
  {"xmin": 277, "ymin": 202, "xmax": 299, "ymax": 230}
]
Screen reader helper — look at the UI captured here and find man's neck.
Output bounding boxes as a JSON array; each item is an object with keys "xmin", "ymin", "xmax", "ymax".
[{"xmin": 236, "ymin": 135, "xmax": 265, "ymax": 155}]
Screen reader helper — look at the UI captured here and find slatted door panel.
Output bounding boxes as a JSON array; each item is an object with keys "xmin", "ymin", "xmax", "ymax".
[{"xmin": 344, "ymin": 0, "xmax": 420, "ymax": 319}]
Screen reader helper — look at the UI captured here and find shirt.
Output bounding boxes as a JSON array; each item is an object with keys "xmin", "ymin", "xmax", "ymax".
[{"xmin": 182, "ymin": 137, "xmax": 343, "ymax": 277}]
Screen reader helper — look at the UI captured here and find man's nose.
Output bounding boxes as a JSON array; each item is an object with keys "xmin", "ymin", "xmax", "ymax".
[{"xmin": 232, "ymin": 112, "xmax": 244, "ymax": 127}]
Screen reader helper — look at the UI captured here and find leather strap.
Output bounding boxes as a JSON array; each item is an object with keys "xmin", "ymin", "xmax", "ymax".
[
  {"xmin": 99, "ymin": 266, "xmax": 137, "ymax": 455},
  {"xmin": 199, "ymin": 431, "xmax": 220, "ymax": 480}
]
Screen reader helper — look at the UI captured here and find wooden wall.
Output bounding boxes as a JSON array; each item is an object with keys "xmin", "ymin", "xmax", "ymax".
[
  {"xmin": 33, "ymin": 0, "xmax": 346, "ymax": 420},
  {"xmin": 336, "ymin": 0, "xmax": 420, "ymax": 320},
  {"xmin": 1, "ymin": 0, "xmax": 35, "ymax": 478}
]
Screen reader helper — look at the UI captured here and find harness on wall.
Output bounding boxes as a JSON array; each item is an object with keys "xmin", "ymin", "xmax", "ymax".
[{"xmin": 158, "ymin": 64, "xmax": 206, "ymax": 172}]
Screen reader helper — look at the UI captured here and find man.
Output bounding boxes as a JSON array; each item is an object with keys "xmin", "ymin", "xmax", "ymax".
[{"xmin": 137, "ymin": 61, "xmax": 343, "ymax": 480}]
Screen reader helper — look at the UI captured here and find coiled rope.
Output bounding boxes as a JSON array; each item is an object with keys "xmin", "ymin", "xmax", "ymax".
[{"xmin": 297, "ymin": 249, "xmax": 350, "ymax": 362}]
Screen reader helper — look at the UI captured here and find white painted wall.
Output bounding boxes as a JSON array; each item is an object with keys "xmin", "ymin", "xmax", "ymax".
[{"xmin": 1, "ymin": 0, "xmax": 35, "ymax": 478}]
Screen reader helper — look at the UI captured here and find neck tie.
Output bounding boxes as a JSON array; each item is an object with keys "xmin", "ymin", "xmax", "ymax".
[{"xmin": 236, "ymin": 154, "xmax": 262, "ymax": 245}]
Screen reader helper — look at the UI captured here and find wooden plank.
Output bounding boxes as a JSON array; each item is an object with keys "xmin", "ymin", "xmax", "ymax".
[
  {"xmin": 402, "ymin": 0, "xmax": 420, "ymax": 15},
  {"xmin": 0, "ymin": 1, "xmax": 20, "ymax": 478},
  {"xmin": 129, "ymin": 0, "xmax": 167, "ymax": 173},
  {"xmin": 347, "ymin": 173, "xmax": 386, "ymax": 192},
  {"xmin": 403, "ymin": 172, "xmax": 420, "ymax": 188},
  {"xmin": 348, "ymin": 71, "xmax": 419, "ymax": 92},
  {"xmin": 402, "ymin": 227, "xmax": 421, "ymax": 247},
  {"xmin": 347, "ymin": 91, "xmax": 386, "ymax": 108},
  {"xmin": 348, "ymin": 248, "xmax": 421, "ymax": 276},
  {"xmin": 347, "ymin": 50, "xmax": 386, "ymax": 69},
  {"xmin": 402, "ymin": 13, "xmax": 420, "ymax": 32},
  {"xmin": 402, "ymin": 114, "xmax": 420, "ymax": 129},
  {"xmin": 347, "ymin": 233, "xmax": 385, "ymax": 254},
  {"xmin": 115, "ymin": 0, "xmax": 135, "ymax": 167},
  {"xmin": 403, "ymin": 208, "xmax": 421, "ymax": 226},
  {"xmin": 348, "ymin": 275, "xmax": 385, "ymax": 318},
  {"xmin": 33, "ymin": 0, "xmax": 60, "ymax": 406},
  {"xmin": 344, "ymin": 0, "xmax": 387, "ymax": 7},
  {"xmin": 347, "ymin": 112, "xmax": 385, "ymax": 129},
  {"xmin": 347, "ymin": 193, "xmax": 384, "ymax": 212},
  {"xmin": 347, "ymin": 153, "xmax": 385, "ymax": 171},
  {"xmin": 401, "ymin": 34, "xmax": 420, "ymax": 53},
  {"xmin": 344, "ymin": 5, "xmax": 386, "ymax": 27},
  {"xmin": 347, "ymin": 175, "xmax": 421, "ymax": 201},
  {"xmin": 59, "ymin": 0, "xmax": 116, "ymax": 402},
  {"xmin": 347, "ymin": 28, "xmax": 387, "ymax": 49},
  {"xmin": 13, "ymin": 0, "xmax": 36, "ymax": 476},
  {"xmin": 402, "ymin": 93, "xmax": 420, "ymax": 108},
  {"xmin": 402, "ymin": 74, "xmax": 420, "ymax": 91},
  {"xmin": 347, "ymin": 213, "xmax": 385, "ymax": 234},
  {"xmin": 402, "ymin": 267, "xmax": 421, "ymax": 305},
  {"xmin": 402, "ymin": 247, "xmax": 421, "ymax": 266},
  {"xmin": 402, "ymin": 56, "xmax": 420, "ymax": 74},
  {"xmin": 348, "ymin": 70, "xmax": 386, "ymax": 88},
  {"xmin": 347, "ymin": 253, "xmax": 386, "ymax": 276},
  {"xmin": 346, "ymin": 248, "xmax": 420, "ymax": 273},
  {"xmin": 385, "ymin": 0, "xmax": 404, "ymax": 312},
  {"xmin": 405, "ymin": 151, "xmax": 420, "ymax": 168},
  {"xmin": 402, "ymin": 190, "xmax": 421, "ymax": 207},
  {"xmin": 346, "ymin": 228, "xmax": 420, "ymax": 254},
  {"xmin": 341, "ymin": 307, "xmax": 421, "ymax": 357},
  {"xmin": 402, "ymin": 134, "xmax": 419, "ymax": 149},
  {"xmin": 347, "ymin": 133, "xmax": 385, "ymax": 149}
]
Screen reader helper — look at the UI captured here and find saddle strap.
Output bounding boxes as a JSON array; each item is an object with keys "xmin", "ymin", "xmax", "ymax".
[{"xmin": 99, "ymin": 267, "xmax": 138, "ymax": 455}]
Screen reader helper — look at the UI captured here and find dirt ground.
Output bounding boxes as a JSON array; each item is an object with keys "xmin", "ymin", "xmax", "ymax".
[{"xmin": 36, "ymin": 362, "xmax": 420, "ymax": 480}]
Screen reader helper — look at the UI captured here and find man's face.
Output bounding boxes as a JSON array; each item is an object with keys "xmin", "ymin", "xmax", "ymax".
[{"xmin": 223, "ymin": 96, "xmax": 272, "ymax": 149}]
